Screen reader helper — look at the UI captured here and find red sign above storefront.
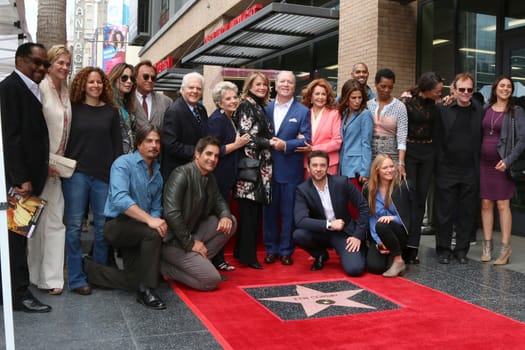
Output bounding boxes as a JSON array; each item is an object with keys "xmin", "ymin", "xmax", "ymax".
[
  {"xmin": 155, "ymin": 56, "xmax": 174, "ymax": 74},
  {"xmin": 204, "ymin": 4, "xmax": 263, "ymax": 44}
]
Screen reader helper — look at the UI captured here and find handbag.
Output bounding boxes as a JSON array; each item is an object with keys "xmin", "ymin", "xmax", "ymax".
[
  {"xmin": 508, "ymin": 117, "xmax": 525, "ymax": 181},
  {"xmin": 49, "ymin": 153, "xmax": 77, "ymax": 178},
  {"xmin": 237, "ymin": 157, "xmax": 260, "ymax": 182}
]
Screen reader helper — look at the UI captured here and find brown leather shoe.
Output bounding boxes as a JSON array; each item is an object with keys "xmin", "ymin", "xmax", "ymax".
[
  {"xmin": 280, "ymin": 255, "xmax": 293, "ymax": 265},
  {"xmin": 264, "ymin": 253, "xmax": 278, "ymax": 264},
  {"xmin": 72, "ymin": 285, "xmax": 92, "ymax": 295}
]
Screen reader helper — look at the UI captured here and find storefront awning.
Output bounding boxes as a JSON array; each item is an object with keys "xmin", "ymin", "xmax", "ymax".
[
  {"xmin": 182, "ymin": 3, "xmax": 339, "ymax": 67},
  {"xmin": 154, "ymin": 67, "xmax": 203, "ymax": 92}
]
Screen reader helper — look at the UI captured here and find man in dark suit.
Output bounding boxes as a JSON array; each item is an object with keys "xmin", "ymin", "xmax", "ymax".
[
  {"xmin": 434, "ymin": 73, "xmax": 483, "ymax": 264},
  {"xmin": 161, "ymin": 72, "xmax": 208, "ymax": 180},
  {"xmin": 263, "ymin": 71, "xmax": 311, "ymax": 265},
  {"xmin": 293, "ymin": 151, "xmax": 368, "ymax": 276},
  {"xmin": 0, "ymin": 42, "xmax": 52, "ymax": 313},
  {"xmin": 134, "ymin": 60, "xmax": 172, "ymax": 129}
]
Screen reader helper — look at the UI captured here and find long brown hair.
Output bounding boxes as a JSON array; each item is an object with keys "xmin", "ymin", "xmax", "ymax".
[
  {"xmin": 108, "ymin": 63, "xmax": 137, "ymax": 113},
  {"xmin": 70, "ymin": 66, "xmax": 115, "ymax": 107},
  {"xmin": 338, "ymin": 79, "xmax": 368, "ymax": 116},
  {"xmin": 489, "ymin": 75, "xmax": 515, "ymax": 115},
  {"xmin": 367, "ymin": 154, "xmax": 399, "ymax": 215}
]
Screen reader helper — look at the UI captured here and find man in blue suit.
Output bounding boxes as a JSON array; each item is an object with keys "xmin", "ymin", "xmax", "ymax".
[
  {"xmin": 263, "ymin": 71, "xmax": 311, "ymax": 265},
  {"xmin": 293, "ymin": 151, "xmax": 368, "ymax": 275}
]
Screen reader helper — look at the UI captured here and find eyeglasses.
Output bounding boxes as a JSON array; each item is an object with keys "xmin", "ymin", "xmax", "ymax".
[
  {"xmin": 120, "ymin": 75, "xmax": 135, "ymax": 83},
  {"xmin": 457, "ymin": 87, "xmax": 474, "ymax": 93},
  {"xmin": 28, "ymin": 55, "xmax": 50, "ymax": 68},
  {"xmin": 142, "ymin": 74, "xmax": 157, "ymax": 82}
]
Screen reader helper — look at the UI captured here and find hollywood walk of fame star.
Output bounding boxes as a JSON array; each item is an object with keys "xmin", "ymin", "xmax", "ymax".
[{"xmin": 259, "ymin": 285, "xmax": 376, "ymax": 317}]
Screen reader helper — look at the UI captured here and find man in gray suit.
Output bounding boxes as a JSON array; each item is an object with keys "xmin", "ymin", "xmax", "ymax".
[{"xmin": 134, "ymin": 60, "xmax": 172, "ymax": 129}]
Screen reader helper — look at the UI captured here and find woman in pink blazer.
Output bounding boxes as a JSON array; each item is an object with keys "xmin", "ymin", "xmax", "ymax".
[{"xmin": 299, "ymin": 79, "xmax": 342, "ymax": 176}]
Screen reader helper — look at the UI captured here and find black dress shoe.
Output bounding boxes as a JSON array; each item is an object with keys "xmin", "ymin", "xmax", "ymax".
[
  {"xmin": 457, "ymin": 256, "xmax": 468, "ymax": 264},
  {"xmin": 311, "ymin": 252, "xmax": 329, "ymax": 271},
  {"xmin": 14, "ymin": 297, "xmax": 52, "ymax": 313},
  {"xmin": 280, "ymin": 255, "xmax": 293, "ymax": 265},
  {"xmin": 438, "ymin": 256, "xmax": 450, "ymax": 264},
  {"xmin": 136, "ymin": 288, "xmax": 166, "ymax": 310},
  {"xmin": 247, "ymin": 262, "xmax": 263, "ymax": 269},
  {"xmin": 264, "ymin": 253, "xmax": 278, "ymax": 264}
]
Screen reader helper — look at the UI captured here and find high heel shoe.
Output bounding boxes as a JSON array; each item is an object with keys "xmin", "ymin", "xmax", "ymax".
[
  {"xmin": 493, "ymin": 244, "xmax": 511, "ymax": 265},
  {"xmin": 481, "ymin": 239, "xmax": 493, "ymax": 262},
  {"xmin": 382, "ymin": 261, "xmax": 406, "ymax": 277}
]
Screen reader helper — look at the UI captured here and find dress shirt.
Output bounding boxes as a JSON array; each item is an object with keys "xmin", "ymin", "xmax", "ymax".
[
  {"xmin": 273, "ymin": 97, "xmax": 293, "ymax": 134},
  {"xmin": 369, "ymin": 191, "xmax": 401, "ymax": 243},
  {"xmin": 104, "ymin": 151, "xmax": 163, "ymax": 218},
  {"xmin": 136, "ymin": 91, "xmax": 151, "ymax": 120},
  {"xmin": 15, "ymin": 69, "xmax": 41, "ymax": 102},
  {"xmin": 314, "ymin": 181, "xmax": 336, "ymax": 226}
]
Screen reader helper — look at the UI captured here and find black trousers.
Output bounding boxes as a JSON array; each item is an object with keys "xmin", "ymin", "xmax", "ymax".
[
  {"xmin": 235, "ymin": 198, "xmax": 262, "ymax": 265},
  {"xmin": 434, "ymin": 168, "xmax": 477, "ymax": 258},
  {"xmin": 0, "ymin": 231, "xmax": 32, "ymax": 303},
  {"xmin": 366, "ymin": 222, "xmax": 407, "ymax": 274},
  {"xmin": 85, "ymin": 216, "xmax": 161, "ymax": 290}
]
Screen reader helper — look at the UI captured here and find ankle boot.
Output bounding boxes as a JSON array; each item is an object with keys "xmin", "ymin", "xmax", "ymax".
[
  {"xmin": 481, "ymin": 239, "xmax": 493, "ymax": 262},
  {"xmin": 382, "ymin": 261, "xmax": 406, "ymax": 277},
  {"xmin": 494, "ymin": 244, "xmax": 511, "ymax": 265}
]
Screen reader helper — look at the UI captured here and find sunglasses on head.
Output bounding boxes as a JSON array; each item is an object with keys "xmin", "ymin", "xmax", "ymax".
[
  {"xmin": 28, "ymin": 55, "xmax": 51, "ymax": 68},
  {"xmin": 120, "ymin": 74, "xmax": 135, "ymax": 83},
  {"xmin": 457, "ymin": 87, "xmax": 473, "ymax": 93},
  {"xmin": 142, "ymin": 74, "xmax": 157, "ymax": 82}
]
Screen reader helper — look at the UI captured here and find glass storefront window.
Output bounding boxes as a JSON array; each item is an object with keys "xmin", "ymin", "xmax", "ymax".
[{"xmin": 505, "ymin": 0, "xmax": 525, "ymax": 30}]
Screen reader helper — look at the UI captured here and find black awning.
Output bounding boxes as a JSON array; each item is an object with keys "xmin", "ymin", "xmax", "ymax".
[
  {"xmin": 154, "ymin": 67, "xmax": 203, "ymax": 92},
  {"xmin": 182, "ymin": 3, "xmax": 339, "ymax": 67}
]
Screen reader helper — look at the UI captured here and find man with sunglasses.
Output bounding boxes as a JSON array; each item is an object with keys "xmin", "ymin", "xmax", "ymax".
[
  {"xmin": 0, "ymin": 42, "xmax": 52, "ymax": 312},
  {"xmin": 134, "ymin": 60, "xmax": 172, "ymax": 130},
  {"xmin": 433, "ymin": 73, "xmax": 483, "ymax": 265}
]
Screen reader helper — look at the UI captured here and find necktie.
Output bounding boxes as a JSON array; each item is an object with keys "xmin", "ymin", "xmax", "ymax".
[
  {"xmin": 142, "ymin": 95, "xmax": 149, "ymax": 119},
  {"xmin": 193, "ymin": 107, "xmax": 202, "ymax": 124}
]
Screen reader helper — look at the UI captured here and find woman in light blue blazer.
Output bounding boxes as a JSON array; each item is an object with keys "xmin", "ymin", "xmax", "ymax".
[{"xmin": 339, "ymin": 79, "xmax": 374, "ymax": 195}]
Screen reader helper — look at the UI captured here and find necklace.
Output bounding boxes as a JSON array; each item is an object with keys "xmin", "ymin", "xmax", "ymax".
[{"xmin": 489, "ymin": 108, "xmax": 504, "ymax": 136}]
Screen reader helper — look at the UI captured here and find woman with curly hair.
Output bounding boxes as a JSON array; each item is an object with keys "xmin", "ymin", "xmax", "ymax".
[
  {"xmin": 299, "ymin": 79, "xmax": 342, "ymax": 176},
  {"xmin": 108, "ymin": 63, "xmax": 137, "ymax": 153},
  {"xmin": 63, "ymin": 67, "xmax": 123, "ymax": 295}
]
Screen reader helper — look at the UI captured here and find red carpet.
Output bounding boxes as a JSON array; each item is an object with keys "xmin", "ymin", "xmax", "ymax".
[{"xmin": 167, "ymin": 249, "xmax": 525, "ymax": 350}]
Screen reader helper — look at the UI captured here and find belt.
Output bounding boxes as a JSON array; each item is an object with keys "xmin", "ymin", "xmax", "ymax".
[{"xmin": 407, "ymin": 138, "xmax": 432, "ymax": 144}]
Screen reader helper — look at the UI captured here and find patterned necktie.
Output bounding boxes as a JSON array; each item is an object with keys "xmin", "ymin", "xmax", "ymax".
[
  {"xmin": 142, "ymin": 95, "xmax": 149, "ymax": 118},
  {"xmin": 193, "ymin": 107, "xmax": 202, "ymax": 124}
]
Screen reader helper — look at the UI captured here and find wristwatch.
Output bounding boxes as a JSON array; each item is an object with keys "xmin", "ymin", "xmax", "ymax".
[{"xmin": 327, "ymin": 220, "xmax": 332, "ymax": 230}]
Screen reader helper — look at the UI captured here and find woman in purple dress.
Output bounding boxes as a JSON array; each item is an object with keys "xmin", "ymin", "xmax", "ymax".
[{"xmin": 480, "ymin": 76, "xmax": 525, "ymax": 265}]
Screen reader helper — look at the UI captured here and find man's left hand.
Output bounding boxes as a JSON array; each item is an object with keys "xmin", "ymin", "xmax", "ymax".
[
  {"xmin": 217, "ymin": 217, "xmax": 234, "ymax": 235},
  {"xmin": 345, "ymin": 236, "xmax": 361, "ymax": 252}
]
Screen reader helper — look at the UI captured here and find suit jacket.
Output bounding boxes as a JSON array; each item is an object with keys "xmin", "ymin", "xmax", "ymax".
[
  {"xmin": 266, "ymin": 100, "xmax": 311, "ymax": 183},
  {"xmin": 0, "ymin": 72, "xmax": 49, "ymax": 195},
  {"xmin": 339, "ymin": 108, "xmax": 374, "ymax": 178},
  {"xmin": 434, "ymin": 99, "xmax": 483, "ymax": 178},
  {"xmin": 304, "ymin": 108, "xmax": 342, "ymax": 174},
  {"xmin": 161, "ymin": 96, "xmax": 208, "ymax": 179},
  {"xmin": 134, "ymin": 91, "xmax": 172, "ymax": 129},
  {"xmin": 294, "ymin": 175, "xmax": 369, "ymax": 240}
]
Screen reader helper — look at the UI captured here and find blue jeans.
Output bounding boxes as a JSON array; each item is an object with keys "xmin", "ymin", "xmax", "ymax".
[{"xmin": 63, "ymin": 172, "xmax": 109, "ymax": 289}]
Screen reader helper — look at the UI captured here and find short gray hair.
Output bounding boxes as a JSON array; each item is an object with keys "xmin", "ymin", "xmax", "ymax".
[
  {"xmin": 212, "ymin": 81, "xmax": 238, "ymax": 106},
  {"xmin": 181, "ymin": 71, "xmax": 204, "ymax": 89}
]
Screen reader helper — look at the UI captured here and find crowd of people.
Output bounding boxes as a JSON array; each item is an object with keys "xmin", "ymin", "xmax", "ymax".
[{"xmin": 2, "ymin": 42, "xmax": 524, "ymax": 314}]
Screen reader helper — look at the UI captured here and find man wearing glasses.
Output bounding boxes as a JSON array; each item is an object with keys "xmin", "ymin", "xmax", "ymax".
[
  {"xmin": 433, "ymin": 73, "xmax": 483, "ymax": 265},
  {"xmin": 134, "ymin": 60, "xmax": 172, "ymax": 129},
  {"xmin": 0, "ymin": 42, "xmax": 52, "ymax": 312}
]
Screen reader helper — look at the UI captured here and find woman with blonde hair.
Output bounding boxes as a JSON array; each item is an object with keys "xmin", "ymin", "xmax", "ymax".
[
  {"xmin": 364, "ymin": 154, "xmax": 412, "ymax": 277},
  {"xmin": 27, "ymin": 45, "xmax": 72, "ymax": 295},
  {"xmin": 298, "ymin": 78, "xmax": 342, "ymax": 176},
  {"xmin": 63, "ymin": 67, "xmax": 122, "ymax": 295}
]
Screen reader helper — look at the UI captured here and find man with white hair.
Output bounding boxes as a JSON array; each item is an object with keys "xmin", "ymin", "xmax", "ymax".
[{"xmin": 161, "ymin": 71, "xmax": 208, "ymax": 179}]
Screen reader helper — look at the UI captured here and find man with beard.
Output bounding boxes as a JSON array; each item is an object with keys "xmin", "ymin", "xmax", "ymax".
[
  {"xmin": 293, "ymin": 151, "xmax": 368, "ymax": 276},
  {"xmin": 0, "ymin": 42, "xmax": 52, "ymax": 313},
  {"xmin": 84, "ymin": 124, "xmax": 167, "ymax": 310}
]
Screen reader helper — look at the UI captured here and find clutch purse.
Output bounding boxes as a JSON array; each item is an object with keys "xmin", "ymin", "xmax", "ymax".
[{"xmin": 49, "ymin": 153, "xmax": 77, "ymax": 178}]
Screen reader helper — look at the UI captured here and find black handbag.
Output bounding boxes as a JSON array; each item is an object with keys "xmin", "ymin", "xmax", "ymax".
[
  {"xmin": 238, "ymin": 158, "xmax": 260, "ymax": 182},
  {"xmin": 508, "ymin": 117, "xmax": 525, "ymax": 181}
]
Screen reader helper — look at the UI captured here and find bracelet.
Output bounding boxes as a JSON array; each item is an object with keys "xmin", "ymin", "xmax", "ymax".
[{"xmin": 398, "ymin": 162, "xmax": 405, "ymax": 166}]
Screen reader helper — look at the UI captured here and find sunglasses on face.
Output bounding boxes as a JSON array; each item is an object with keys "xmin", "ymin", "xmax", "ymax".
[
  {"xmin": 457, "ymin": 87, "xmax": 474, "ymax": 93},
  {"xmin": 142, "ymin": 74, "xmax": 157, "ymax": 82},
  {"xmin": 120, "ymin": 75, "xmax": 135, "ymax": 83},
  {"xmin": 28, "ymin": 55, "xmax": 51, "ymax": 68}
]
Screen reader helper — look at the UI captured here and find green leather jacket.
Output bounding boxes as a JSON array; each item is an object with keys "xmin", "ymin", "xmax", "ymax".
[{"xmin": 163, "ymin": 161, "xmax": 232, "ymax": 251}]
